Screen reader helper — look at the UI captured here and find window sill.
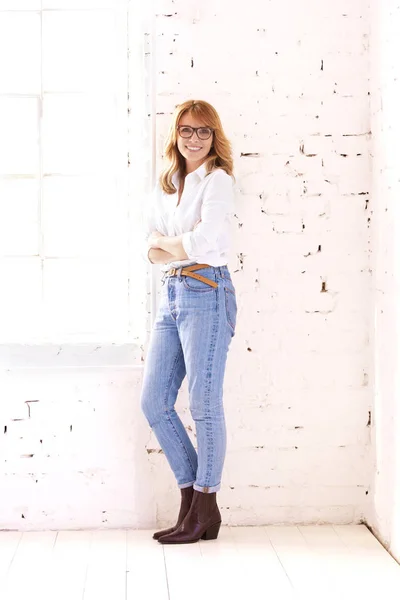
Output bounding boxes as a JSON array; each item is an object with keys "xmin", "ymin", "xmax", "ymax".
[{"xmin": 0, "ymin": 343, "xmax": 144, "ymax": 369}]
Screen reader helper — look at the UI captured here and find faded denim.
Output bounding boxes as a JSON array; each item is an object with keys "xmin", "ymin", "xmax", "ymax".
[{"xmin": 140, "ymin": 264, "xmax": 237, "ymax": 493}]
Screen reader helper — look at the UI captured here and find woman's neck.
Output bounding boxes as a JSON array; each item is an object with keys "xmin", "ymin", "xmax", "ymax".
[{"xmin": 185, "ymin": 159, "xmax": 205, "ymax": 175}]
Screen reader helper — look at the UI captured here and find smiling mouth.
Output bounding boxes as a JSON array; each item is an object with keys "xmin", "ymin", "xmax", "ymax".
[{"xmin": 186, "ymin": 146, "xmax": 202, "ymax": 151}]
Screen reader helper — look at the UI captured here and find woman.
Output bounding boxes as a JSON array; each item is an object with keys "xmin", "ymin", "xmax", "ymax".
[{"xmin": 140, "ymin": 99, "xmax": 237, "ymax": 544}]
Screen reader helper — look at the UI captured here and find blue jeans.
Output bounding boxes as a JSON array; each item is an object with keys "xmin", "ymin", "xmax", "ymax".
[{"xmin": 140, "ymin": 264, "xmax": 237, "ymax": 493}]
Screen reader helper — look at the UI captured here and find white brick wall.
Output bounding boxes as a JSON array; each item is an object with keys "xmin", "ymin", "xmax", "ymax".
[
  {"xmin": 0, "ymin": 0, "xmax": 375, "ymax": 530},
  {"xmin": 368, "ymin": 0, "xmax": 400, "ymax": 563},
  {"xmin": 152, "ymin": 0, "xmax": 373, "ymax": 525}
]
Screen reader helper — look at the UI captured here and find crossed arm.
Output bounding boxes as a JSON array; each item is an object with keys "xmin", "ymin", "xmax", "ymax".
[
  {"xmin": 146, "ymin": 221, "xmax": 200, "ymax": 265},
  {"xmin": 146, "ymin": 247, "xmax": 178, "ymax": 265}
]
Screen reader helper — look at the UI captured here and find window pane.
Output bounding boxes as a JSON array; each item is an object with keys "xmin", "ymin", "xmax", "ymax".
[
  {"xmin": 42, "ymin": 1, "xmax": 122, "ymax": 8},
  {"xmin": 0, "ymin": 258, "xmax": 42, "ymax": 339},
  {"xmin": 42, "ymin": 94, "xmax": 121, "ymax": 174},
  {"xmin": 0, "ymin": 98, "xmax": 40, "ymax": 175},
  {"xmin": 0, "ymin": 1, "xmax": 41, "ymax": 9},
  {"xmin": 0, "ymin": 179, "xmax": 39, "ymax": 255},
  {"xmin": 42, "ymin": 10, "xmax": 119, "ymax": 92},
  {"xmin": 42, "ymin": 257, "xmax": 129, "ymax": 337},
  {"xmin": 0, "ymin": 12, "xmax": 41, "ymax": 94},
  {"xmin": 42, "ymin": 175, "xmax": 128, "ymax": 257}
]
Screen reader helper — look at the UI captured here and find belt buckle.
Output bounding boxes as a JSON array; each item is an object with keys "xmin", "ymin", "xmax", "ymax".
[{"xmin": 170, "ymin": 267, "xmax": 177, "ymax": 276}]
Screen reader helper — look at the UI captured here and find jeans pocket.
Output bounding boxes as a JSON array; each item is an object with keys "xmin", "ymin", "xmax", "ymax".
[
  {"xmin": 183, "ymin": 274, "xmax": 216, "ymax": 293},
  {"xmin": 223, "ymin": 284, "xmax": 237, "ymax": 335}
]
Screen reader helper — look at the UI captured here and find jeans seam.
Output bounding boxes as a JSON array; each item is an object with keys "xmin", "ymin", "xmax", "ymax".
[
  {"xmin": 202, "ymin": 313, "xmax": 219, "ymax": 488},
  {"xmin": 224, "ymin": 288, "xmax": 236, "ymax": 334},
  {"xmin": 163, "ymin": 347, "xmax": 197, "ymax": 477}
]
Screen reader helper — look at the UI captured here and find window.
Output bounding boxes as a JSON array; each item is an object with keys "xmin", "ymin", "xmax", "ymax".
[{"xmin": 0, "ymin": 0, "xmax": 153, "ymax": 356}]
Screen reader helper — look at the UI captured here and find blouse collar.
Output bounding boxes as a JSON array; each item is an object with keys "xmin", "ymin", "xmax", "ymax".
[{"xmin": 171, "ymin": 163, "xmax": 208, "ymax": 187}]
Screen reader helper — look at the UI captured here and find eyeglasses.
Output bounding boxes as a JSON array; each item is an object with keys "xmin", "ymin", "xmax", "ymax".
[{"xmin": 177, "ymin": 125, "xmax": 214, "ymax": 140}]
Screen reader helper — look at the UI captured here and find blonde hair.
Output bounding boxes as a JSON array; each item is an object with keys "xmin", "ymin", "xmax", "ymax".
[{"xmin": 159, "ymin": 99, "xmax": 234, "ymax": 194}]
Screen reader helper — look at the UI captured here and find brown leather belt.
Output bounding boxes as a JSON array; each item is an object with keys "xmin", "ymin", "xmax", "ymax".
[{"xmin": 165, "ymin": 263, "xmax": 218, "ymax": 288}]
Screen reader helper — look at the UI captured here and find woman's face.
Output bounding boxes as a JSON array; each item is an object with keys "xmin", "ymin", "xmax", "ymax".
[{"xmin": 176, "ymin": 112, "xmax": 214, "ymax": 170}]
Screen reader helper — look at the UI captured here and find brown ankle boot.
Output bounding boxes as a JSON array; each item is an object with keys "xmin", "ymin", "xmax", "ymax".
[
  {"xmin": 152, "ymin": 485, "xmax": 194, "ymax": 540},
  {"xmin": 157, "ymin": 489, "xmax": 221, "ymax": 544}
]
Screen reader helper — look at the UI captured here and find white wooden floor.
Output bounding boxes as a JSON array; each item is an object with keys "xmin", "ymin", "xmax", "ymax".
[{"xmin": 0, "ymin": 525, "xmax": 399, "ymax": 600}]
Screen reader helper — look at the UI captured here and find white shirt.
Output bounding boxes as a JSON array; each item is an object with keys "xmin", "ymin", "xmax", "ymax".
[{"xmin": 141, "ymin": 163, "xmax": 235, "ymax": 272}]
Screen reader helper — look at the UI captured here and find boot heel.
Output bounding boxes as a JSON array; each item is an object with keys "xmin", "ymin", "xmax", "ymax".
[{"xmin": 201, "ymin": 521, "xmax": 221, "ymax": 540}]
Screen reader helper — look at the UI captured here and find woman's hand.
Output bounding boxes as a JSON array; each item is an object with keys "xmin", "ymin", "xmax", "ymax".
[{"xmin": 148, "ymin": 230, "xmax": 164, "ymax": 249}]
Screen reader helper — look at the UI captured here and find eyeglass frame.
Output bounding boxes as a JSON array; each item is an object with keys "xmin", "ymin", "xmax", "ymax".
[{"xmin": 176, "ymin": 125, "xmax": 214, "ymax": 140}]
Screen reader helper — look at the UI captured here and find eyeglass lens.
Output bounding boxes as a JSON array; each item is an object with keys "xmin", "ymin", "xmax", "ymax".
[{"xmin": 178, "ymin": 126, "xmax": 212, "ymax": 140}]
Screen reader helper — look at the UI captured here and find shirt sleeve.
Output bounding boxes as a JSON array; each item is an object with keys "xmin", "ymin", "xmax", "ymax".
[
  {"xmin": 140, "ymin": 184, "xmax": 158, "ymax": 264},
  {"xmin": 181, "ymin": 169, "xmax": 234, "ymax": 261}
]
